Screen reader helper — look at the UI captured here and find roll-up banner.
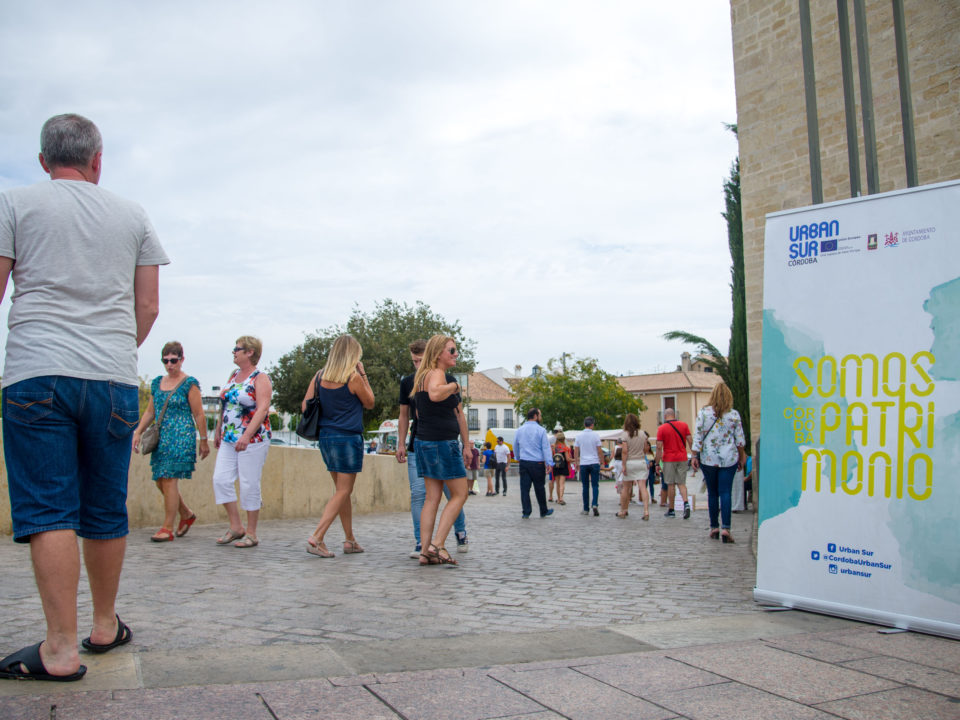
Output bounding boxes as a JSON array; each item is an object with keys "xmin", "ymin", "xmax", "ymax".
[{"xmin": 756, "ymin": 180, "xmax": 960, "ymax": 639}]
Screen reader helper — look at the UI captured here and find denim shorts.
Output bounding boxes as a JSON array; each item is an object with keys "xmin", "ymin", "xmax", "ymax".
[
  {"xmin": 2, "ymin": 376, "xmax": 139, "ymax": 543},
  {"xmin": 317, "ymin": 430, "xmax": 364, "ymax": 474},
  {"xmin": 414, "ymin": 438, "xmax": 466, "ymax": 481}
]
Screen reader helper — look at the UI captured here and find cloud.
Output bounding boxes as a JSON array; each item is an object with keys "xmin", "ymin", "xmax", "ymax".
[{"xmin": 0, "ymin": 1, "xmax": 739, "ymax": 393}]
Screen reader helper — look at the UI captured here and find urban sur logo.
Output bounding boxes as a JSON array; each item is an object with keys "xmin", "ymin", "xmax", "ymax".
[{"xmin": 787, "ymin": 219, "xmax": 838, "ymax": 266}]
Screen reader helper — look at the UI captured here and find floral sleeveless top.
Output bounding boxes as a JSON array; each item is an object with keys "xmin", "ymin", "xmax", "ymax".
[{"xmin": 219, "ymin": 369, "xmax": 271, "ymax": 444}]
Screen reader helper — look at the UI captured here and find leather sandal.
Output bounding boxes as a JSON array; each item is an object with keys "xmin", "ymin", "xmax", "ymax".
[
  {"xmin": 151, "ymin": 528, "xmax": 174, "ymax": 542},
  {"xmin": 343, "ymin": 539, "xmax": 364, "ymax": 554},
  {"xmin": 175, "ymin": 514, "xmax": 197, "ymax": 537},
  {"xmin": 216, "ymin": 529, "xmax": 245, "ymax": 545},
  {"xmin": 433, "ymin": 545, "xmax": 458, "ymax": 566},
  {"xmin": 307, "ymin": 537, "xmax": 334, "ymax": 557},
  {"xmin": 721, "ymin": 530, "xmax": 735, "ymax": 544},
  {"xmin": 419, "ymin": 545, "xmax": 440, "ymax": 565},
  {"xmin": 709, "ymin": 528, "xmax": 720, "ymax": 540},
  {"xmin": 615, "ymin": 511, "xmax": 628, "ymax": 518}
]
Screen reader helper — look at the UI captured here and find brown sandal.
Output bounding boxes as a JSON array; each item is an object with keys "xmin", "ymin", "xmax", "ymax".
[
  {"xmin": 433, "ymin": 545, "xmax": 458, "ymax": 566},
  {"xmin": 419, "ymin": 546, "xmax": 440, "ymax": 565},
  {"xmin": 615, "ymin": 511, "xmax": 628, "ymax": 518}
]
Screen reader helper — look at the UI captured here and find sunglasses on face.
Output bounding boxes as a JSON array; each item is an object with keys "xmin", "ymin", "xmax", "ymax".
[
  {"xmin": 233, "ymin": 347, "xmax": 246, "ymax": 353},
  {"xmin": 447, "ymin": 348, "xmax": 458, "ymax": 355},
  {"xmin": 162, "ymin": 357, "xmax": 181, "ymax": 365}
]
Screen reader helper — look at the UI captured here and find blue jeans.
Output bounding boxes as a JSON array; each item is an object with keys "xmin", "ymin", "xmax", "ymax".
[
  {"xmin": 2, "ymin": 376, "xmax": 139, "ymax": 542},
  {"xmin": 580, "ymin": 463, "xmax": 600, "ymax": 510},
  {"xmin": 519, "ymin": 460, "xmax": 548, "ymax": 516},
  {"xmin": 702, "ymin": 463, "xmax": 738, "ymax": 529},
  {"xmin": 408, "ymin": 450, "xmax": 465, "ymax": 543}
]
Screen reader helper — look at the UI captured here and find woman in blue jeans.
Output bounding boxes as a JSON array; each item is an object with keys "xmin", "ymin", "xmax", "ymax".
[
  {"xmin": 691, "ymin": 382, "xmax": 746, "ymax": 543},
  {"xmin": 303, "ymin": 335, "xmax": 375, "ymax": 558}
]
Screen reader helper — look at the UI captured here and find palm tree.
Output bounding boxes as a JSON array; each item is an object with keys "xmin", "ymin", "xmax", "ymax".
[{"xmin": 664, "ymin": 124, "xmax": 751, "ymax": 449}]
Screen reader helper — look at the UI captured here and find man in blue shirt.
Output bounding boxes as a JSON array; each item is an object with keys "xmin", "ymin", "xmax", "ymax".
[{"xmin": 513, "ymin": 408, "xmax": 555, "ymax": 519}]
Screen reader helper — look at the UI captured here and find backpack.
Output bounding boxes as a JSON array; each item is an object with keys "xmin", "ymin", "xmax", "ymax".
[{"xmin": 553, "ymin": 452, "xmax": 568, "ymax": 475}]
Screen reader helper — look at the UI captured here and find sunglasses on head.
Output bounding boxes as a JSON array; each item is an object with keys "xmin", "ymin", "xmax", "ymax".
[{"xmin": 162, "ymin": 357, "xmax": 181, "ymax": 365}]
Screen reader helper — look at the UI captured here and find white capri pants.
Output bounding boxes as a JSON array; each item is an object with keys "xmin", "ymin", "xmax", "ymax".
[{"xmin": 212, "ymin": 440, "xmax": 269, "ymax": 511}]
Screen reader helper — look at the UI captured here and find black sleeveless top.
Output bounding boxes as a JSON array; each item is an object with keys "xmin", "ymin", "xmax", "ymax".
[{"xmin": 414, "ymin": 372, "xmax": 460, "ymax": 441}]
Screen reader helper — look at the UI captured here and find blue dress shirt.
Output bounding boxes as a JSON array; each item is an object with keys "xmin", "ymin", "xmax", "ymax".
[{"xmin": 514, "ymin": 420, "xmax": 554, "ymax": 466}]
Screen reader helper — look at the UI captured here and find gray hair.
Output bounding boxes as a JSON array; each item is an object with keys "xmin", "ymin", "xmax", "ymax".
[
  {"xmin": 663, "ymin": 407, "xmax": 676, "ymax": 419},
  {"xmin": 40, "ymin": 114, "xmax": 102, "ymax": 168}
]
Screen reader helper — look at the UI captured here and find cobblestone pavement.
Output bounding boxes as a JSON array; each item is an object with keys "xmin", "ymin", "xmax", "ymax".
[
  {"xmin": 3, "ymin": 478, "xmax": 959, "ymax": 719},
  {"xmin": 0, "ymin": 480, "xmax": 755, "ymax": 653}
]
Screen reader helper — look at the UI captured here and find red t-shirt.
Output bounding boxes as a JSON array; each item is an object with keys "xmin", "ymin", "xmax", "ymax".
[{"xmin": 656, "ymin": 420, "xmax": 690, "ymax": 462}]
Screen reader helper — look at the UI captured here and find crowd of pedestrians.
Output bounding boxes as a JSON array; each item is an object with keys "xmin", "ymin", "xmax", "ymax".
[{"xmin": 0, "ymin": 114, "xmax": 749, "ymax": 683}]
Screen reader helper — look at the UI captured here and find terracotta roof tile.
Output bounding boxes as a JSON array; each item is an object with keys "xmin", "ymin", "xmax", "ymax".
[
  {"xmin": 618, "ymin": 370, "xmax": 723, "ymax": 394},
  {"xmin": 466, "ymin": 372, "xmax": 515, "ymax": 401}
]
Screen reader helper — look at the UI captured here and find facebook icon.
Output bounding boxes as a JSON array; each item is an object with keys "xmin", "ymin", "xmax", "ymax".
[{"xmin": 827, "ymin": 543, "xmax": 836, "ymax": 553}]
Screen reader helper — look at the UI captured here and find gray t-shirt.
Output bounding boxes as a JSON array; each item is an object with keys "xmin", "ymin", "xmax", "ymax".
[{"xmin": 0, "ymin": 179, "xmax": 169, "ymax": 387}]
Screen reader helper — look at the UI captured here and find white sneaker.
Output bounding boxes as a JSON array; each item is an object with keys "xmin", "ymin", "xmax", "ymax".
[{"xmin": 409, "ymin": 544, "xmax": 421, "ymax": 559}]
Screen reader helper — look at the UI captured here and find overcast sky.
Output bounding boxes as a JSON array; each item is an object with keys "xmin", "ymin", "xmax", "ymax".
[{"xmin": 0, "ymin": 1, "xmax": 738, "ymax": 393}]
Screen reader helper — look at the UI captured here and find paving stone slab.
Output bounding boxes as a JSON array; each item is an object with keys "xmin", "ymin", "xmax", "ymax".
[
  {"xmin": 828, "ymin": 630, "xmax": 960, "ymax": 673},
  {"xmin": 840, "ymin": 655, "xmax": 960, "ymax": 697},
  {"xmin": 814, "ymin": 686, "xmax": 960, "ymax": 720},
  {"xmin": 645, "ymin": 680, "xmax": 839, "ymax": 720},
  {"xmin": 367, "ymin": 674, "xmax": 542, "ymax": 720},
  {"xmin": 666, "ymin": 641, "xmax": 901, "ymax": 704},
  {"xmin": 489, "ymin": 666, "xmax": 672, "ymax": 720},
  {"xmin": 576, "ymin": 653, "xmax": 728, "ymax": 695}
]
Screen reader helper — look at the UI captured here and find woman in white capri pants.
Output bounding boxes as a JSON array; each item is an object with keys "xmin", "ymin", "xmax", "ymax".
[{"xmin": 212, "ymin": 335, "xmax": 272, "ymax": 547}]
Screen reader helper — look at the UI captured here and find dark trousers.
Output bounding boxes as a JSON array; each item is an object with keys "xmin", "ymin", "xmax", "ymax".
[
  {"xmin": 580, "ymin": 463, "xmax": 600, "ymax": 510},
  {"xmin": 519, "ymin": 460, "xmax": 547, "ymax": 516},
  {"xmin": 495, "ymin": 462, "xmax": 508, "ymax": 493}
]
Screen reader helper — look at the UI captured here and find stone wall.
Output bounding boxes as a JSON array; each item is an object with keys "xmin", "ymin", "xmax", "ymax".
[
  {"xmin": 730, "ymin": 0, "xmax": 960, "ymax": 449},
  {"xmin": 0, "ymin": 442, "xmax": 411, "ymax": 536}
]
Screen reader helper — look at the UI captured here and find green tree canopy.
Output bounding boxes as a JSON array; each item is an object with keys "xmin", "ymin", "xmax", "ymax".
[
  {"xmin": 512, "ymin": 356, "xmax": 644, "ymax": 432},
  {"xmin": 268, "ymin": 299, "xmax": 476, "ymax": 429}
]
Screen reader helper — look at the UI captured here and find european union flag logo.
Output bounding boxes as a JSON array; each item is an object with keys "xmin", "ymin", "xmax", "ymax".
[{"xmin": 821, "ymin": 239, "xmax": 838, "ymax": 252}]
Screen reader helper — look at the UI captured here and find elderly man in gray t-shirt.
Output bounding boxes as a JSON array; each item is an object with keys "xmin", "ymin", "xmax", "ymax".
[{"xmin": 0, "ymin": 114, "xmax": 168, "ymax": 682}]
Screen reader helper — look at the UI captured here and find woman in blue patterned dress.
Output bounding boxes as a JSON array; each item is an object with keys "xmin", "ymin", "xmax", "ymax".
[{"xmin": 133, "ymin": 341, "xmax": 210, "ymax": 542}]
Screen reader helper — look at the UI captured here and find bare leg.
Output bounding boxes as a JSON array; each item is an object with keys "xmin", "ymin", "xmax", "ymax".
[
  {"xmin": 310, "ymin": 472, "xmax": 355, "ymax": 544},
  {"xmin": 245, "ymin": 509, "xmax": 260, "ymax": 539},
  {"xmin": 82, "ymin": 536, "xmax": 126, "ymax": 646},
  {"xmin": 420, "ymin": 477, "xmax": 443, "ymax": 551},
  {"xmin": 638, "ymin": 480, "xmax": 651, "ymax": 517},
  {"xmin": 222, "ymin": 500, "xmax": 244, "ymax": 534},
  {"xmin": 29, "ymin": 530, "xmax": 82, "ymax": 676},
  {"xmin": 158, "ymin": 478, "xmax": 179, "ymax": 530},
  {"xmin": 486, "ymin": 474, "xmax": 494, "ymax": 494},
  {"xmin": 548, "ymin": 476, "xmax": 555, "ymax": 502},
  {"xmin": 667, "ymin": 483, "xmax": 676, "ymax": 508},
  {"xmin": 336, "ymin": 474, "xmax": 357, "ymax": 541},
  {"xmin": 557, "ymin": 475, "xmax": 565, "ymax": 502},
  {"xmin": 678, "ymin": 483, "xmax": 689, "ymax": 504},
  {"xmin": 619, "ymin": 481, "xmax": 633, "ymax": 514},
  {"xmin": 432, "ymin": 477, "xmax": 468, "ymax": 549}
]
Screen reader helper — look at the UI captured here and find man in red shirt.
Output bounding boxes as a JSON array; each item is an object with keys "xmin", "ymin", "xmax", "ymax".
[{"xmin": 655, "ymin": 408, "xmax": 692, "ymax": 519}]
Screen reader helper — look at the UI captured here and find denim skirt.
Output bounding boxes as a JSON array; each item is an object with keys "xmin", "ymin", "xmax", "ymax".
[
  {"xmin": 414, "ymin": 438, "xmax": 466, "ymax": 481},
  {"xmin": 318, "ymin": 430, "xmax": 364, "ymax": 474}
]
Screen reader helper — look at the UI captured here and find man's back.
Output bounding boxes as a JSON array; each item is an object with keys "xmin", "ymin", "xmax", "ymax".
[
  {"xmin": 657, "ymin": 420, "xmax": 690, "ymax": 462},
  {"xmin": 0, "ymin": 180, "xmax": 167, "ymax": 387},
  {"xmin": 576, "ymin": 428, "xmax": 602, "ymax": 465}
]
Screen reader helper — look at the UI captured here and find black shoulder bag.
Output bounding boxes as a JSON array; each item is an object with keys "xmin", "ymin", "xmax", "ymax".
[{"xmin": 296, "ymin": 373, "xmax": 323, "ymax": 441}]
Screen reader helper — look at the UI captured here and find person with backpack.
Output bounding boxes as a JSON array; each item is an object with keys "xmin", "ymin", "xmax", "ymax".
[{"xmin": 549, "ymin": 431, "xmax": 571, "ymax": 505}]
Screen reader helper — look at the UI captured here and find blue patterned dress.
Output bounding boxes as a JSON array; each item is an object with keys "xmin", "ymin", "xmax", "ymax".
[{"xmin": 150, "ymin": 376, "xmax": 201, "ymax": 481}]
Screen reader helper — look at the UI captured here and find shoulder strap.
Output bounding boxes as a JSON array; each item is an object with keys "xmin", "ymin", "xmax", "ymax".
[
  {"xmin": 155, "ymin": 376, "xmax": 189, "ymax": 428},
  {"xmin": 667, "ymin": 421, "xmax": 686, "ymax": 443}
]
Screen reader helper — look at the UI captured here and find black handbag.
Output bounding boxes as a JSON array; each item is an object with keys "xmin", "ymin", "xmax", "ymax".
[{"xmin": 296, "ymin": 374, "xmax": 322, "ymax": 441}]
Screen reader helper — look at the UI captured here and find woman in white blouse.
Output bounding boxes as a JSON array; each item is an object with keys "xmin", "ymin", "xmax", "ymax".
[{"xmin": 691, "ymin": 382, "xmax": 746, "ymax": 543}]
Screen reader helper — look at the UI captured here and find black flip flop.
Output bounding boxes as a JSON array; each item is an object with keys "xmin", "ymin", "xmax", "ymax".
[
  {"xmin": 81, "ymin": 615, "xmax": 132, "ymax": 654},
  {"xmin": 0, "ymin": 642, "xmax": 87, "ymax": 682}
]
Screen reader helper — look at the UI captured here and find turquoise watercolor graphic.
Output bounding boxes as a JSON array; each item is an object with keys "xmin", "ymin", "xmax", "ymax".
[
  {"xmin": 888, "ymin": 277, "xmax": 960, "ymax": 603},
  {"xmin": 759, "ymin": 310, "xmax": 825, "ymax": 523}
]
